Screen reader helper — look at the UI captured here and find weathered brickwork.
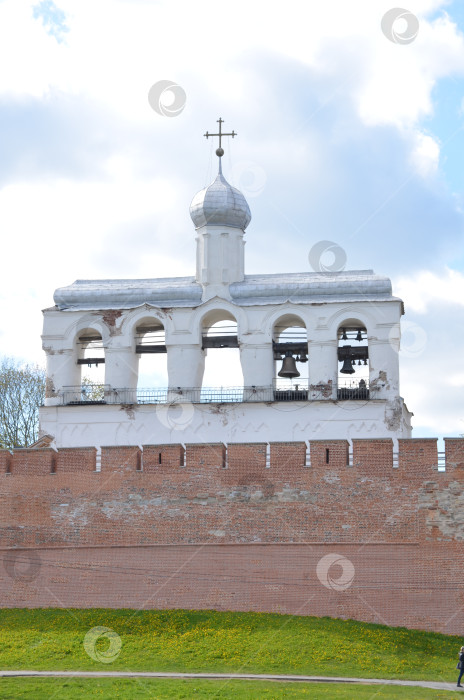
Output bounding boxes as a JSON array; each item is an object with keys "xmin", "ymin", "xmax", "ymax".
[
  {"xmin": 185, "ymin": 443, "xmax": 225, "ymax": 469},
  {"xmin": 398, "ymin": 438, "xmax": 438, "ymax": 480},
  {"xmin": 1, "ymin": 438, "xmax": 464, "ymax": 633},
  {"xmin": 269, "ymin": 442, "xmax": 306, "ymax": 473},
  {"xmin": 0, "ymin": 450, "xmax": 12, "ymax": 474},
  {"xmin": 352, "ymin": 438, "xmax": 393, "ymax": 475},
  {"xmin": 444, "ymin": 438, "xmax": 464, "ymax": 472},
  {"xmin": 56, "ymin": 448, "xmax": 97, "ymax": 473},
  {"xmin": 310, "ymin": 440, "xmax": 349, "ymax": 469},
  {"xmin": 7, "ymin": 448, "xmax": 57, "ymax": 476},
  {"xmin": 101, "ymin": 445, "xmax": 142, "ymax": 472},
  {"xmin": 142, "ymin": 444, "xmax": 184, "ymax": 471},
  {"xmin": 227, "ymin": 442, "xmax": 266, "ymax": 482}
]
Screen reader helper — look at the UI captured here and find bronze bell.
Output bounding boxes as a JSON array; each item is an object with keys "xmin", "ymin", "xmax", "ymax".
[
  {"xmin": 340, "ymin": 357, "xmax": 355, "ymax": 374},
  {"xmin": 299, "ymin": 350, "xmax": 308, "ymax": 363},
  {"xmin": 278, "ymin": 351, "xmax": 300, "ymax": 379}
]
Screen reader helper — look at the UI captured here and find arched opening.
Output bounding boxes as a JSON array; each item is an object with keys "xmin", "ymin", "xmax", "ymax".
[
  {"xmin": 201, "ymin": 310, "xmax": 243, "ymax": 401},
  {"xmin": 337, "ymin": 320, "xmax": 369, "ymax": 399},
  {"xmin": 273, "ymin": 315, "xmax": 308, "ymax": 400},
  {"xmin": 75, "ymin": 328, "xmax": 105, "ymax": 403},
  {"xmin": 135, "ymin": 317, "xmax": 167, "ymax": 402}
]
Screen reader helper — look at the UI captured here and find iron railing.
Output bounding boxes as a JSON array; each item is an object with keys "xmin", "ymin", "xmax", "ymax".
[
  {"xmin": 336, "ymin": 377, "xmax": 371, "ymax": 401},
  {"xmin": 59, "ymin": 379, "xmax": 378, "ymax": 406},
  {"xmin": 437, "ymin": 451, "xmax": 446, "ymax": 471}
]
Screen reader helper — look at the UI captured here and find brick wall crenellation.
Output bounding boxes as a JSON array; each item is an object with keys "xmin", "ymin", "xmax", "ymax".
[{"xmin": 0, "ymin": 438, "xmax": 463, "ymax": 476}]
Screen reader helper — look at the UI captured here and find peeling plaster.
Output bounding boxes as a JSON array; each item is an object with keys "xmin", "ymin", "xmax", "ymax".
[
  {"xmin": 310, "ymin": 380, "xmax": 333, "ymax": 398},
  {"xmin": 384, "ymin": 397, "xmax": 403, "ymax": 431},
  {"xmin": 45, "ymin": 377, "xmax": 57, "ymax": 399},
  {"xmin": 99, "ymin": 310, "xmax": 123, "ymax": 336},
  {"xmin": 119, "ymin": 404, "xmax": 137, "ymax": 419},
  {"xmin": 371, "ymin": 370, "xmax": 389, "ymax": 390}
]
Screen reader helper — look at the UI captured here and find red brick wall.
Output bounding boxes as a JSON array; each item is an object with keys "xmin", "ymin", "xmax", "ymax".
[
  {"xmin": 310, "ymin": 440, "xmax": 349, "ymax": 469},
  {"xmin": 10, "ymin": 449, "xmax": 55, "ymax": 475},
  {"xmin": 185, "ymin": 443, "xmax": 225, "ymax": 469},
  {"xmin": 270, "ymin": 442, "xmax": 306, "ymax": 469},
  {"xmin": 398, "ymin": 439, "xmax": 438, "ymax": 478},
  {"xmin": 0, "ymin": 439, "xmax": 464, "ymax": 633},
  {"xmin": 444, "ymin": 438, "xmax": 464, "ymax": 472},
  {"xmin": 142, "ymin": 444, "xmax": 184, "ymax": 472},
  {"xmin": 56, "ymin": 448, "xmax": 96, "ymax": 473},
  {"xmin": 268, "ymin": 442, "xmax": 306, "ymax": 486},
  {"xmin": 228, "ymin": 443, "xmax": 266, "ymax": 468},
  {"xmin": 352, "ymin": 439, "xmax": 393, "ymax": 476},
  {"xmin": 0, "ymin": 450, "xmax": 12, "ymax": 474},
  {"xmin": 227, "ymin": 442, "xmax": 266, "ymax": 483},
  {"xmin": 101, "ymin": 446, "xmax": 141, "ymax": 472}
]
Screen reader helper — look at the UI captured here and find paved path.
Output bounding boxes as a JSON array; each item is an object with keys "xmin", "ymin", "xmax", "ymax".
[{"xmin": 0, "ymin": 670, "xmax": 462, "ymax": 691}]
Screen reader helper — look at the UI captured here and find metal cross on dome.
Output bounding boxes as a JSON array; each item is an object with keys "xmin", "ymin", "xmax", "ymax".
[{"xmin": 204, "ymin": 118, "xmax": 236, "ymax": 157}]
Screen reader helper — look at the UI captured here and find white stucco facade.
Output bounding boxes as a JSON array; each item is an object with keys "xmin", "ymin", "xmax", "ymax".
[{"xmin": 39, "ymin": 156, "xmax": 413, "ymax": 448}]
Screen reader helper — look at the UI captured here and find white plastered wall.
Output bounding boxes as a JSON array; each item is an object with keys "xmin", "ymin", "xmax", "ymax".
[{"xmin": 40, "ymin": 295, "xmax": 411, "ymax": 445}]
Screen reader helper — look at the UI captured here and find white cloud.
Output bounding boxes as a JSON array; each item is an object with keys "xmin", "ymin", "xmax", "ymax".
[
  {"xmin": 1, "ymin": 1, "xmax": 463, "ymax": 128},
  {"xmin": 0, "ymin": 173, "xmax": 190, "ymax": 364},
  {"xmin": 395, "ymin": 265, "xmax": 464, "ymax": 437},
  {"xmin": 408, "ymin": 131, "xmax": 440, "ymax": 176},
  {"xmin": 0, "ymin": 1, "xmax": 64, "ymax": 98},
  {"xmin": 357, "ymin": 9, "xmax": 464, "ymax": 127},
  {"xmin": 394, "ymin": 267, "xmax": 464, "ymax": 313},
  {"xmin": 447, "ymin": 373, "xmax": 464, "ymax": 387}
]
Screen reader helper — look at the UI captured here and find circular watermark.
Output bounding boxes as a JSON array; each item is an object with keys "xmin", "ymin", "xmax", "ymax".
[
  {"xmin": 389, "ymin": 320, "xmax": 427, "ymax": 358},
  {"xmin": 230, "ymin": 160, "xmax": 267, "ymax": 198},
  {"xmin": 148, "ymin": 80, "xmax": 186, "ymax": 117},
  {"xmin": 3, "ymin": 549, "xmax": 42, "ymax": 583},
  {"xmin": 316, "ymin": 553, "xmax": 355, "ymax": 591},
  {"xmin": 308, "ymin": 240, "xmax": 347, "ymax": 272},
  {"xmin": 381, "ymin": 8, "xmax": 419, "ymax": 45},
  {"xmin": 155, "ymin": 398, "xmax": 195, "ymax": 431},
  {"xmin": 83, "ymin": 626, "xmax": 122, "ymax": 664}
]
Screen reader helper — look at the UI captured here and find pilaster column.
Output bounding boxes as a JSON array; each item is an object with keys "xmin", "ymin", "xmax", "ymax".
[
  {"xmin": 368, "ymin": 335, "xmax": 399, "ymax": 400},
  {"xmin": 104, "ymin": 347, "xmax": 139, "ymax": 390},
  {"xmin": 308, "ymin": 338, "xmax": 338, "ymax": 399},
  {"xmin": 44, "ymin": 349, "xmax": 80, "ymax": 406},
  {"xmin": 240, "ymin": 345, "xmax": 274, "ymax": 398},
  {"xmin": 166, "ymin": 345, "xmax": 205, "ymax": 390}
]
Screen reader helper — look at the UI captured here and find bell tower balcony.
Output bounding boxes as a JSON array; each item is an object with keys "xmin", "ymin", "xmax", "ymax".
[{"xmin": 55, "ymin": 380, "xmax": 380, "ymax": 406}]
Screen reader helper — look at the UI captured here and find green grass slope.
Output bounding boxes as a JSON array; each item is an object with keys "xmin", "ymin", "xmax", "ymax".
[{"xmin": 0, "ymin": 608, "xmax": 462, "ymax": 683}]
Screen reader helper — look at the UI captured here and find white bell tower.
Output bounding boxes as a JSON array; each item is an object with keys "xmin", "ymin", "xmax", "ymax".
[{"xmin": 190, "ymin": 119, "xmax": 251, "ymax": 301}]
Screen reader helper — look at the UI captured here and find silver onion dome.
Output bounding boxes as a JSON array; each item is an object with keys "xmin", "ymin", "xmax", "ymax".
[{"xmin": 190, "ymin": 162, "xmax": 251, "ymax": 230}]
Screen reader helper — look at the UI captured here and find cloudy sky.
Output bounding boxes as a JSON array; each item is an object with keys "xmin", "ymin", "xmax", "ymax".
[{"xmin": 0, "ymin": 0, "xmax": 463, "ymax": 440}]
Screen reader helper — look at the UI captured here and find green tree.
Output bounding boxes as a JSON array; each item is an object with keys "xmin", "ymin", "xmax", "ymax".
[
  {"xmin": 0, "ymin": 357, "xmax": 46, "ymax": 448},
  {"xmin": 81, "ymin": 376, "xmax": 105, "ymax": 402}
]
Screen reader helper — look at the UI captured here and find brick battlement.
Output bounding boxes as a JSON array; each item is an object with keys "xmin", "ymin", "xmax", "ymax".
[{"xmin": 1, "ymin": 438, "xmax": 463, "ymax": 476}]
